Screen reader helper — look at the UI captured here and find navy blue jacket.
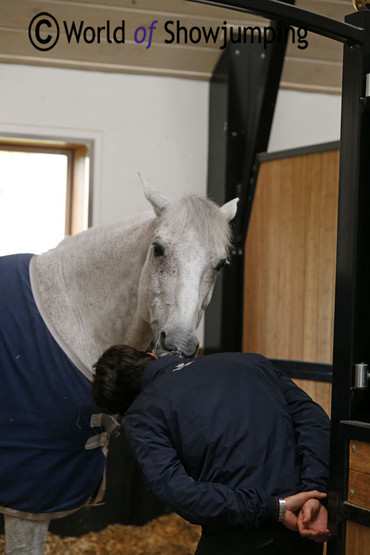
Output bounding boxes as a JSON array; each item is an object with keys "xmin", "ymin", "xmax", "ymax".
[{"xmin": 124, "ymin": 352, "xmax": 330, "ymax": 529}]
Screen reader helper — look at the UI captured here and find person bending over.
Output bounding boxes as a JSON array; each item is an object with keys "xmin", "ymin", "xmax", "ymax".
[{"xmin": 92, "ymin": 346, "xmax": 330, "ymax": 555}]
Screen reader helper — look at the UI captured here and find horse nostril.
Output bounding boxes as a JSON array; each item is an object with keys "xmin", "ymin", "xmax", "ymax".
[
  {"xmin": 186, "ymin": 340, "xmax": 199, "ymax": 358},
  {"xmin": 160, "ymin": 331, "xmax": 167, "ymax": 347}
]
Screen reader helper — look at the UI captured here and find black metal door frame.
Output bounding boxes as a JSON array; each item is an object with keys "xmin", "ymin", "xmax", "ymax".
[
  {"xmin": 329, "ymin": 10, "xmax": 370, "ymax": 554},
  {"xmin": 204, "ymin": 12, "xmax": 293, "ymax": 353}
]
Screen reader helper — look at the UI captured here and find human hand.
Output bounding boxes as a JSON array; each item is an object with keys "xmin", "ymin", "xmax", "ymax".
[
  {"xmin": 283, "ymin": 490, "xmax": 327, "ymax": 531},
  {"xmin": 297, "ymin": 499, "xmax": 330, "ymax": 542}
]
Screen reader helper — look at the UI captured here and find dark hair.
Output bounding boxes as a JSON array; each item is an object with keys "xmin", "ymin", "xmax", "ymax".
[{"xmin": 91, "ymin": 345, "xmax": 152, "ymax": 415}]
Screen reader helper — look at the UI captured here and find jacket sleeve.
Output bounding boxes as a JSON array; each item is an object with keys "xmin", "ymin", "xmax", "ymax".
[
  {"xmin": 124, "ymin": 400, "xmax": 277, "ymax": 529},
  {"xmin": 274, "ymin": 366, "xmax": 330, "ymax": 493}
]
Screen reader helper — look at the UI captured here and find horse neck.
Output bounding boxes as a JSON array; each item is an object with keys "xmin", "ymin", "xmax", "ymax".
[{"xmin": 32, "ymin": 214, "xmax": 155, "ymax": 373}]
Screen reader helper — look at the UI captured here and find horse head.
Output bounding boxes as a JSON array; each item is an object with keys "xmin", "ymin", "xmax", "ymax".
[{"xmin": 137, "ymin": 181, "xmax": 238, "ymax": 357}]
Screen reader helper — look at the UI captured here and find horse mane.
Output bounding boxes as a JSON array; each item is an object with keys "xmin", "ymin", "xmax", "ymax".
[{"xmin": 158, "ymin": 195, "xmax": 232, "ymax": 252}]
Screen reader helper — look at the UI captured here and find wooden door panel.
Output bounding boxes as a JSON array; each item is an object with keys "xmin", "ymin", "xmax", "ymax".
[
  {"xmin": 346, "ymin": 521, "xmax": 370, "ymax": 555},
  {"xmin": 243, "ymin": 148, "xmax": 339, "ymax": 365},
  {"xmin": 349, "ymin": 441, "xmax": 370, "ymax": 474}
]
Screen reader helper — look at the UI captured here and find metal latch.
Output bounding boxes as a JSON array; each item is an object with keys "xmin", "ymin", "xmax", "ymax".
[
  {"xmin": 354, "ymin": 362, "xmax": 370, "ymax": 389},
  {"xmin": 360, "ymin": 74, "xmax": 370, "ymax": 112}
]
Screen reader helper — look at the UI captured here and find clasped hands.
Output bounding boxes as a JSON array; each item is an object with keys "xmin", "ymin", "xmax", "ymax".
[{"xmin": 283, "ymin": 490, "xmax": 330, "ymax": 543}]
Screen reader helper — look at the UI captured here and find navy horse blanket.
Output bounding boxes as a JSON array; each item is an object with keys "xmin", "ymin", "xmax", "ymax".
[{"xmin": 0, "ymin": 254, "xmax": 112, "ymax": 519}]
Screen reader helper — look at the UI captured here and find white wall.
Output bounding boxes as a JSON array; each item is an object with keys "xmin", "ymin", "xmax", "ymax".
[
  {"xmin": 0, "ymin": 65, "xmax": 342, "ymax": 224},
  {"xmin": 0, "ymin": 64, "xmax": 209, "ymax": 226},
  {"xmin": 268, "ymin": 89, "xmax": 341, "ymax": 152}
]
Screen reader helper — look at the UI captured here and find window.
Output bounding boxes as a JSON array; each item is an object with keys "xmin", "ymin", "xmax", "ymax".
[{"xmin": 0, "ymin": 140, "xmax": 89, "ymax": 256}]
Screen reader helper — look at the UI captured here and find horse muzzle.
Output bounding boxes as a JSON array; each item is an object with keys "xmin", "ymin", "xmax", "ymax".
[{"xmin": 155, "ymin": 330, "xmax": 199, "ymax": 358}]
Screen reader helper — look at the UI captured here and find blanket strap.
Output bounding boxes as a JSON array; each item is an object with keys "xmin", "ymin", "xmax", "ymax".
[
  {"xmin": 84, "ymin": 413, "xmax": 121, "ymax": 453},
  {"xmin": 84, "ymin": 413, "xmax": 121, "ymax": 506}
]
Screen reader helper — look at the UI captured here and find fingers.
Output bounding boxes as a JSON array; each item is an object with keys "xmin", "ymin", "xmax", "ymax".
[
  {"xmin": 297, "ymin": 519, "xmax": 327, "ymax": 537},
  {"xmin": 298, "ymin": 490, "xmax": 327, "ymax": 501},
  {"xmin": 300, "ymin": 528, "xmax": 330, "ymax": 543},
  {"xmin": 298, "ymin": 503, "xmax": 313, "ymax": 523},
  {"xmin": 300, "ymin": 505, "xmax": 314, "ymax": 524},
  {"xmin": 286, "ymin": 490, "xmax": 327, "ymax": 513},
  {"xmin": 313, "ymin": 491, "xmax": 327, "ymax": 498},
  {"xmin": 297, "ymin": 513, "xmax": 314, "ymax": 535},
  {"xmin": 283, "ymin": 510, "xmax": 299, "ymax": 532},
  {"xmin": 300, "ymin": 499, "xmax": 320, "ymax": 523},
  {"xmin": 301, "ymin": 490, "xmax": 326, "ymax": 501},
  {"xmin": 313, "ymin": 530, "xmax": 330, "ymax": 543},
  {"xmin": 297, "ymin": 503, "xmax": 329, "ymax": 543},
  {"xmin": 299, "ymin": 491, "xmax": 327, "ymax": 508}
]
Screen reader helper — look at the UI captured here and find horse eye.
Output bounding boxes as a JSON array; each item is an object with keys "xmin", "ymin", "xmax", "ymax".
[
  {"xmin": 152, "ymin": 242, "xmax": 165, "ymax": 258},
  {"xmin": 215, "ymin": 259, "xmax": 228, "ymax": 272}
]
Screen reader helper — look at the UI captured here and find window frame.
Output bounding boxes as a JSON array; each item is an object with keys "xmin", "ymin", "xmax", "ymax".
[{"xmin": 0, "ymin": 139, "xmax": 89, "ymax": 236}]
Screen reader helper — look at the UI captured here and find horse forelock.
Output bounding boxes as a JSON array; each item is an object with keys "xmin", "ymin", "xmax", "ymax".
[{"xmin": 156, "ymin": 196, "xmax": 232, "ymax": 253}]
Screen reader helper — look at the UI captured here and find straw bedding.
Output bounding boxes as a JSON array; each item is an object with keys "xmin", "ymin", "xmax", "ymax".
[{"xmin": 0, "ymin": 513, "xmax": 201, "ymax": 554}]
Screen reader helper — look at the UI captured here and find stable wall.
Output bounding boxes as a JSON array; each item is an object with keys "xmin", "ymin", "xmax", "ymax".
[
  {"xmin": 269, "ymin": 89, "xmax": 342, "ymax": 152},
  {"xmin": 0, "ymin": 63, "xmax": 209, "ymax": 226},
  {"xmin": 0, "ymin": 64, "xmax": 342, "ymax": 229}
]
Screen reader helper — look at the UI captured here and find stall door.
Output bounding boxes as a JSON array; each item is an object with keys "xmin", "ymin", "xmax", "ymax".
[{"xmin": 243, "ymin": 144, "xmax": 339, "ymax": 416}]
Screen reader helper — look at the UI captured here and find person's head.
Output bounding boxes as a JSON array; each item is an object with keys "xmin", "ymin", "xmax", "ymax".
[{"xmin": 91, "ymin": 345, "xmax": 155, "ymax": 415}]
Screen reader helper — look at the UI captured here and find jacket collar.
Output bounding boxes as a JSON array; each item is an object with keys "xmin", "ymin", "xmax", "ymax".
[{"xmin": 141, "ymin": 355, "xmax": 183, "ymax": 391}]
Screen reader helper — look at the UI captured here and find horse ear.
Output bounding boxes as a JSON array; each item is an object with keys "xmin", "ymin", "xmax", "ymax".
[
  {"xmin": 220, "ymin": 197, "xmax": 239, "ymax": 222},
  {"xmin": 138, "ymin": 173, "xmax": 169, "ymax": 217}
]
